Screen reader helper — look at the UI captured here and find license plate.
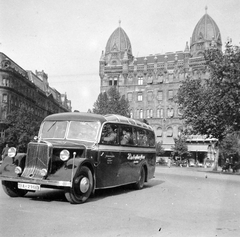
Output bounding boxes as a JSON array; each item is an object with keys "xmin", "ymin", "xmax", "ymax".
[{"xmin": 18, "ymin": 183, "xmax": 41, "ymax": 191}]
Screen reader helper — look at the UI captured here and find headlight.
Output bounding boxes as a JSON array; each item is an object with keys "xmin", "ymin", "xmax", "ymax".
[
  {"xmin": 60, "ymin": 149, "xmax": 70, "ymax": 161},
  {"xmin": 8, "ymin": 147, "xmax": 17, "ymax": 158},
  {"xmin": 40, "ymin": 168, "xmax": 48, "ymax": 177},
  {"xmin": 15, "ymin": 166, "xmax": 22, "ymax": 175}
]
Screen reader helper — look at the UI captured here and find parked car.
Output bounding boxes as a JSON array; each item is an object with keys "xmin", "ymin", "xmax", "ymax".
[
  {"xmin": 189, "ymin": 159, "xmax": 196, "ymax": 167},
  {"xmin": 232, "ymin": 161, "xmax": 240, "ymax": 173},
  {"xmin": 175, "ymin": 159, "xmax": 188, "ymax": 167}
]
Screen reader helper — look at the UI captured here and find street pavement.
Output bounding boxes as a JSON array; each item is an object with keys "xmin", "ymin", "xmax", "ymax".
[{"xmin": 0, "ymin": 165, "xmax": 239, "ymax": 237}]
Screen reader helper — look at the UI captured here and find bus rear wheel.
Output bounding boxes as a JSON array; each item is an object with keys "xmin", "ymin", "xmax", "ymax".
[
  {"xmin": 64, "ymin": 166, "xmax": 93, "ymax": 204},
  {"xmin": 2, "ymin": 181, "xmax": 28, "ymax": 197},
  {"xmin": 133, "ymin": 166, "xmax": 145, "ymax": 190}
]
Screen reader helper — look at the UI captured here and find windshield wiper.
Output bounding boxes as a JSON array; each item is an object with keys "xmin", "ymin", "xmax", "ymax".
[{"xmin": 47, "ymin": 121, "xmax": 56, "ymax": 132}]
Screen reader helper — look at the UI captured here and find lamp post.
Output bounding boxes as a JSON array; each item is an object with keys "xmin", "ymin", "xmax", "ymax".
[{"xmin": 196, "ymin": 150, "xmax": 198, "ymax": 166}]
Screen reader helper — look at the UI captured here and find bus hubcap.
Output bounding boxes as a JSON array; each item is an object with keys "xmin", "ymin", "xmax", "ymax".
[{"xmin": 79, "ymin": 177, "xmax": 90, "ymax": 193}]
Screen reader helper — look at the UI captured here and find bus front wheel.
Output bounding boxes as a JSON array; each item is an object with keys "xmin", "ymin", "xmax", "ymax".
[
  {"xmin": 64, "ymin": 166, "xmax": 93, "ymax": 204},
  {"xmin": 133, "ymin": 166, "xmax": 145, "ymax": 190},
  {"xmin": 2, "ymin": 181, "xmax": 28, "ymax": 197}
]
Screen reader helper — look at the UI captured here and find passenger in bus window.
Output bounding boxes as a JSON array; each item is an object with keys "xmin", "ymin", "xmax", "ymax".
[
  {"xmin": 121, "ymin": 130, "xmax": 131, "ymax": 145},
  {"xmin": 102, "ymin": 125, "xmax": 117, "ymax": 144},
  {"xmin": 138, "ymin": 130, "xmax": 148, "ymax": 146}
]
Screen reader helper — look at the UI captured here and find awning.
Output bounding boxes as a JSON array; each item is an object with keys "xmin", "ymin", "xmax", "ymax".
[
  {"xmin": 187, "ymin": 144, "xmax": 209, "ymax": 152},
  {"xmin": 162, "ymin": 144, "xmax": 210, "ymax": 152}
]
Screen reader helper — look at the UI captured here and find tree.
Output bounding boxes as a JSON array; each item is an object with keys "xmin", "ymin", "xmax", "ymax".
[
  {"xmin": 3, "ymin": 105, "xmax": 42, "ymax": 152},
  {"xmin": 171, "ymin": 135, "xmax": 189, "ymax": 160},
  {"xmin": 93, "ymin": 87, "xmax": 130, "ymax": 116},
  {"xmin": 92, "ymin": 91, "xmax": 109, "ymax": 115},
  {"xmin": 220, "ymin": 132, "xmax": 240, "ymax": 163},
  {"xmin": 176, "ymin": 42, "xmax": 240, "ymax": 170},
  {"xmin": 156, "ymin": 141, "xmax": 165, "ymax": 156}
]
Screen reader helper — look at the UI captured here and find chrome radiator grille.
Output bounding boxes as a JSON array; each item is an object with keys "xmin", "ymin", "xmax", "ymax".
[{"xmin": 22, "ymin": 142, "xmax": 50, "ymax": 179}]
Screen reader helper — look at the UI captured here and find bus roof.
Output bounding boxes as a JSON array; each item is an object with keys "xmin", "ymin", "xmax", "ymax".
[{"xmin": 44, "ymin": 112, "xmax": 153, "ymax": 130}]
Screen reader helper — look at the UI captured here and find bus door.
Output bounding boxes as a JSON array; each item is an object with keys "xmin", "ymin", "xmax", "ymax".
[
  {"xmin": 118, "ymin": 125, "xmax": 136, "ymax": 184},
  {"xmin": 96, "ymin": 123, "xmax": 121, "ymax": 188}
]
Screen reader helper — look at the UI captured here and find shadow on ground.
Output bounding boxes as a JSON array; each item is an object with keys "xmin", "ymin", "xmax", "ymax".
[{"xmin": 24, "ymin": 179, "xmax": 164, "ymax": 204}]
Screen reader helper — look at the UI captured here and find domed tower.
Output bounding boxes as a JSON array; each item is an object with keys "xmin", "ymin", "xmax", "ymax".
[
  {"xmin": 190, "ymin": 7, "xmax": 222, "ymax": 57},
  {"xmin": 104, "ymin": 21, "xmax": 133, "ymax": 65}
]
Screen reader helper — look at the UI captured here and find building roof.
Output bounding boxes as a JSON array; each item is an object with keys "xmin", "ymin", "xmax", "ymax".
[
  {"xmin": 191, "ymin": 8, "xmax": 222, "ymax": 47},
  {"xmin": 135, "ymin": 52, "xmax": 185, "ymax": 64},
  {"xmin": 105, "ymin": 26, "xmax": 132, "ymax": 56}
]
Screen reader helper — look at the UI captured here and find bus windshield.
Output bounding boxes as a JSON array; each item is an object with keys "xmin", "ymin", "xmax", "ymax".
[
  {"xmin": 40, "ymin": 120, "xmax": 100, "ymax": 142},
  {"xmin": 41, "ymin": 121, "xmax": 68, "ymax": 139},
  {"xmin": 67, "ymin": 121, "xmax": 100, "ymax": 141}
]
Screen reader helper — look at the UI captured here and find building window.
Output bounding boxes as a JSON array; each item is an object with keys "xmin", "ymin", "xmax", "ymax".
[
  {"xmin": 157, "ymin": 91, "xmax": 163, "ymax": 101},
  {"xmin": 137, "ymin": 93, "xmax": 143, "ymax": 102},
  {"xmin": 114, "ymin": 77, "xmax": 118, "ymax": 86},
  {"xmin": 147, "ymin": 75, "xmax": 153, "ymax": 84},
  {"xmin": 2, "ymin": 78, "xmax": 10, "ymax": 86},
  {"xmin": 168, "ymin": 90, "xmax": 173, "ymax": 100},
  {"xmin": 130, "ymin": 110, "xmax": 133, "ymax": 118},
  {"xmin": 160, "ymin": 108, "xmax": 163, "ymax": 118},
  {"xmin": 167, "ymin": 108, "xmax": 174, "ymax": 118},
  {"xmin": 127, "ymin": 92, "xmax": 133, "ymax": 101},
  {"xmin": 128, "ymin": 75, "xmax": 133, "ymax": 82},
  {"xmin": 150, "ymin": 109, "xmax": 153, "ymax": 118},
  {"xmin": 147, "ymin": 109, "xmax": 149, "ymax": 118},
  {"xmin": 147, "ymin": 91, "xmax": 153, "ymax": 101},
  {"xmin": 139, "ymin": 109, "xmax": 143, "ymax": 119},
  {"xmin": 2, "ymin": 94, "xmax": 8, "ymax": 103},
  {"xmin": 157, "ymin": 74, "xmax": 163, "ymax": 83},
  {"xmin": 147, "ymin": 109, "xmax": 153, "ymax": 118},
  {"xmin": 157, "ymin": 108, "xmax": 164, "ymax": 118},
  {"xmin": 167, "ymin": 127, "xmax": 173, "ymax": 137},
  {"xmin": 138, "ymin": 76, "xmax": 143, "ymax": 85},
  {"xmin": 156, "ymin": 127, "xmax": 163, "ymax": 137},
  {"xmin": 109, "ymin": 79, "xmax": 112, "ymax": 86}
]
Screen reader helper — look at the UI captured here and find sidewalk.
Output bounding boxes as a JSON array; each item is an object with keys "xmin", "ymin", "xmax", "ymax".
[{"xmin": 157, "ymin": 164, "xmax": 240, "ymax": 176}]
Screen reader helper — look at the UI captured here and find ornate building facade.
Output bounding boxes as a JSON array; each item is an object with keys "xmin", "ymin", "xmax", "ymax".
[
  {"xmin": 99, "ymin": 8, "xmax": 221, "ymax": 161},
  {"xmin": 0, "ymin": 52, "xmax": 71, "ymax": 140}
]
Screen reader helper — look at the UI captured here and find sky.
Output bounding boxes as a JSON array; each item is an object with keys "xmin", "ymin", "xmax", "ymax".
[{"xmin": 0, "ymin": 0, "xmax": 240, "ymax": 112}]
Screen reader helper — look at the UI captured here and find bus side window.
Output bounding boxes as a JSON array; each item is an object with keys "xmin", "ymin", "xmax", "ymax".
[
  {"xmin": 132, "ymin": 128, "xmax": 138, "ymax": 146},
  {"xmin": 120, "ymin": 125, "xmax": 133, "ymax": 145},
  {"xmin": 137, "ymin": 128, "xmax": 149, "ymax": 147},
  {"xmin": 148, "ymin": 131, "xmax": 156, "ymax": 147},
  {"xmin": 101, "ymin": 124, "xmax": 118, "ymax": 145}
]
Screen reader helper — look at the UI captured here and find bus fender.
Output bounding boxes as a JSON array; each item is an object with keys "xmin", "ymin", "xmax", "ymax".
[
  {"xmin": 66, "ymin": 158, "xmax": 96, "ymax": 193},
  {"xmin": 0, "ymin": 153, "xmax": 26, "ymax": 176}
]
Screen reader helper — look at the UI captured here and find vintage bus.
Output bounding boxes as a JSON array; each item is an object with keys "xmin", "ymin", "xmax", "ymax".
[{"xmin": 0, "ymin": 112, "xmax": 156, "ymax": 204}]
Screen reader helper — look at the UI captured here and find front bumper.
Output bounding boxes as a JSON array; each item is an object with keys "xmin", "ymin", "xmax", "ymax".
[{"xmin": 0, "ymin": 175, "xmax": 72, "ymax": 187}]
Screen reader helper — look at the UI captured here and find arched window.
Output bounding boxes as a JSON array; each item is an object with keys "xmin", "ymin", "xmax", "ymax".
[
  {"xmin": 130, "ymin": 110, "xmax": 133, "ymax": 118},
  {"xmin": 139, "ymin": 109, "xmax": 143, "ymax": 119},
  {"xmin": 167, "ymin": 127, "xmax": 173, "ymax": 137},
  {"xmin": 167, "ymin": 108, "xmax": 174, "ymax": 118},
  {"xmin": 156, "ymin": 127, "xmax": 162, "ymax": 137}
]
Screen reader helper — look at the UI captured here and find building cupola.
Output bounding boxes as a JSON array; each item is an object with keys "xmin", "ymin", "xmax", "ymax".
[
  {"xmin": 104, "ymin": 21, "xmax": 133, "ymax": 65},
  {"xmin": 190, "ymin": 7, "xmax": 222, "ymax": 57}
]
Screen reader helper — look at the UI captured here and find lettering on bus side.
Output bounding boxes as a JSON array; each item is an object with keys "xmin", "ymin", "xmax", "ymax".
[
  {"xmin": 127, "ymin": 153, "xmax": 145, "ymax": 164},
  {"xmin": 105, "ymin": 154, "xmax": 115, "ymax": 164}
]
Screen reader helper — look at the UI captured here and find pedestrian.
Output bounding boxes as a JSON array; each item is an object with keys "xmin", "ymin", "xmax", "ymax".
[
  {"xmin": 167, "ymin": 157, "xmax": 171, "ymax": 168},
  {"xmin": 1, "ymin": 143, "xmax": 9, "ymax": 161}
]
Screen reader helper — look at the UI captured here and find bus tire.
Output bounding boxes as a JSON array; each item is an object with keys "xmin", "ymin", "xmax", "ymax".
[
  {"xmin": 133, "ymin": 166, "xmax": 145, "ymax": 190},
  {"xmin": 64, "ymin": 166, "xmax": 93, "ymax": 204},
  {"xmin": 2, "ymin": 181, "xmax": 28, "ymax": 197}
]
